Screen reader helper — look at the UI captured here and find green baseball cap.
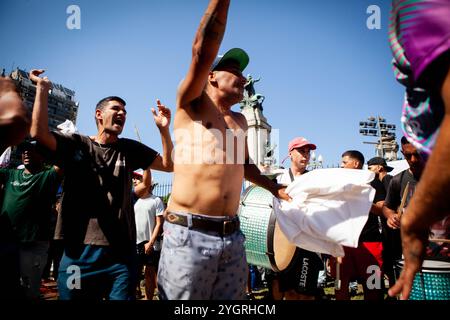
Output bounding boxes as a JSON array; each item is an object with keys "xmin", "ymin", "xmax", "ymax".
[{"xmin": 211, "ymin": 48, "xmax": 250, "ymax": 72}]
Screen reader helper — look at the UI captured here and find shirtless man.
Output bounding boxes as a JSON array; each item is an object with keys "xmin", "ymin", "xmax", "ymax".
[{"xmin": 157, "ymin": 0, "xmax": 288, "ymax": 300}]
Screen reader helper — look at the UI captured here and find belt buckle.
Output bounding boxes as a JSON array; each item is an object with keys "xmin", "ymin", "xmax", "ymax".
[
  {"xmin": 167, "ymin": 213, "xmax": 187, "ymax": 226},
  {"xmin": 167, "ymin": 213, "xmax": 179, "ymax": 223}
]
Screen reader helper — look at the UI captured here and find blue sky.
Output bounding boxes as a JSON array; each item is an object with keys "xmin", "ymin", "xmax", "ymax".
[{"xmin": 0, "ymin": 0, "xmax": 404, "ymax": 183}]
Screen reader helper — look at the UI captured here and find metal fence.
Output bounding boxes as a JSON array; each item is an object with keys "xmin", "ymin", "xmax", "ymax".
[{"xmin": 153, "ymin": 181, "xmax": 173, "ymax": 198}]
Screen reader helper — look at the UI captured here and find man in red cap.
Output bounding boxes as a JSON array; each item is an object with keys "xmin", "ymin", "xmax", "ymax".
[
  {"xmin": 267, "ymin": 137, "xmax": 324, "ymax": 300},
  {"xmin": 278, "ymin": 137, "xmax": 317, "ymax": 185}
]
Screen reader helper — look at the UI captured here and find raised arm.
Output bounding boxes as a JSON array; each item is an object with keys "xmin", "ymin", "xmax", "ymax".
[
  {"xmin": 29, "ymin": 69, "xmax": 57, "ymax": 151},
  {"xmin": 148, "ymin": 99, "xmax": 174, "ymax": 172},
  {"xmin": 177, "ymin": 0, "xmax": 230, "ymax": 108},
  {"xmin": 0, "ymin": 76, "xmax": 29, "ymax": 154},
  {"xmin": 134, "ymin": 169, "xmax": 152, "ymax": 199}
]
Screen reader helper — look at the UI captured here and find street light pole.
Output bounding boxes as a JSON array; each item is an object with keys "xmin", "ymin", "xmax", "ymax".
[
  {"xmin": 308, "ymin": 151, "xmax": 324, "ymax": 170},
  {"xmin": 375, "ymin": 116, "xmax": 385, "ymax": 159}
]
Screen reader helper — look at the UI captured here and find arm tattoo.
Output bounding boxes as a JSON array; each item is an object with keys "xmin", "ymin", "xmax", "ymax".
[{"xmin": 201, "ymin": 13, "xmax": 225, "ymax": 43}]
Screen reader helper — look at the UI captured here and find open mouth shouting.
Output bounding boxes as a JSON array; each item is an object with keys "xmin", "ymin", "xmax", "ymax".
[
  {"xmin": 22, "ymin": 155, "xmax": 30, "ymax": 165},
  {"xmin": 113, "ymin": 116, "xmax": 125, "ymax": 128}
]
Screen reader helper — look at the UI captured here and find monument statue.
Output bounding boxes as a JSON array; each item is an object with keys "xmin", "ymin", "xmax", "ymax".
[{"xmin": 240, "ymin": 75, "xmax": 265, "ymax": 110}]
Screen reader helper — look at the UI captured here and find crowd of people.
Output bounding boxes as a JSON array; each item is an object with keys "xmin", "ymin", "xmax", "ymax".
[{"xmin": 0, "ymin": 0, "xmax": 449, "ymax": 301}]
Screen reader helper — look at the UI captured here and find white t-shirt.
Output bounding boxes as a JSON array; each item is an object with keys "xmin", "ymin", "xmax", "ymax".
[
  {"xmin": 134, "ymin": 195, "xmax": 164, "ymax": 250},
  {"xmin": 276, "ymin": 168, "xmax": 306, "ymax": 186}
]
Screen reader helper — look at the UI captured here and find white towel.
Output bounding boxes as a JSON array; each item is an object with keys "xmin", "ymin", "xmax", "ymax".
[{"xmin": 274, "ymin": 168, "xmax": 376, "ymax": 257}]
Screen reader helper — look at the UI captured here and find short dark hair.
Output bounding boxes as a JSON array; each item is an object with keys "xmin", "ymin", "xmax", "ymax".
[
  {"xmin": 95, "ymin": 96, "xmax": 126, "ymax": 111},
  {"xmin": 341, "ymin": 150, "xmax": 365, "ymax": 167},
  {"xmin": 95, "ymin": 96, "xmax": 126, "ymax": 127},
  {"xmin": 401, "ymin": 136, "xmax": 410, "ymax": 145}
]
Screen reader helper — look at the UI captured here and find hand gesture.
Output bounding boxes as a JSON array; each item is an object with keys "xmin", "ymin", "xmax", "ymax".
[
  {"xmin": 29, "ymin": 69, "xmax": 52, "ymax": 91},
  {"xmin": 151, "ymin": 99, "xmax": 171, "ymax": 130}
]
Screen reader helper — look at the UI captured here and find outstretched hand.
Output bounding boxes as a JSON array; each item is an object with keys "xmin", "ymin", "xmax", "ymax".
[
  {"xmin": 29, "ymin": 69, "xmax": 52, "ymax": 91},
  {"xmin": 151, "ymin": 99, "xmax": 171, "ymax": 130}
]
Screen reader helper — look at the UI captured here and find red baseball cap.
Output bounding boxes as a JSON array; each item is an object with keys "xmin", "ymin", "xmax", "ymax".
[
  {"xmin": 133, "ymin": 169, "xmax": 144, "ymax": 178},
  {"xmin": 288, "ymin": 137, "xmax": 316, "ymax": 152}
]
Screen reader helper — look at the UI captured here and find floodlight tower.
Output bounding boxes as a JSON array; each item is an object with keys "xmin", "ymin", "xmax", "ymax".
[{"xmin": 359, "ymin": 116, "xmax": 399, "ymax": 161}]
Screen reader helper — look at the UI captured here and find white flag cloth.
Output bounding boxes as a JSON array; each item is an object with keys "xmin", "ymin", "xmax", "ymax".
[
  {"xmin": 273, "ymin": 168, "xmax": 376, "ymax": 257},
  {"xmin": 57, "ymin": 120, "xmax": 78, "ymax": 134}
]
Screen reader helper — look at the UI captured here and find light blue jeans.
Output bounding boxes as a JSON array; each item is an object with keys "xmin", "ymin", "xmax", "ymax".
[{"xmin": 157, "ymin": 213, "xmax": 248, "ymax": 300}]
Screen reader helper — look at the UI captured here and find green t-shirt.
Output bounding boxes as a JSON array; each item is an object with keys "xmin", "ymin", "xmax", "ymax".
[{"xmin": 0, "ymin": 167, "xmax": 59, "ymax": 242}]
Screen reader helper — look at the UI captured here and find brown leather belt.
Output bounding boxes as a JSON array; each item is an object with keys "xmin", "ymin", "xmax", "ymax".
[{"xmin": 166, "ymin": 212, "xmax": 240, "ymax": 236}]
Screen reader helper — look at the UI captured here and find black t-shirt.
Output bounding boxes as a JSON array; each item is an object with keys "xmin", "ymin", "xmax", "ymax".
[
  {"xmin": 382, "ymin": 174, "xmax": 393, "ymax": 194},
  {"xmin": 385, "ymin": 170, "xmax": 417, "ymax": 211},
  {"xmin": 51, "ymin": 132, "xmax": 158, "ymax": 254},
  {"xmin": 382, "ymin": 170, "xmax": 417, "ymax": 259},
  {"xmin": 359, "ymin": 178, "xmax": 386, "ymax": 242}
]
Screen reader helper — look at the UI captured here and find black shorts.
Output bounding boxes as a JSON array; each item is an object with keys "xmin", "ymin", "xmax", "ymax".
[
  {"xmin": 136, "ymin": 241, "xmax": 160, "ymax": 268},
  {"xmin": 276, "ymin": 248, "xmax": 323, "ymax": 296}
]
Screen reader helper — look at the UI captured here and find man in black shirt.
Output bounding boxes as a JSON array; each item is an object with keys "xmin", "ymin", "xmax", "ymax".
[
  {"xmin": 367, "ymin": 156, "xmax": 395, "ymax": 291},
  {"xmin": 383, "ymin": 137, "xmax": 425, "ymax": 288},
  {"xmin": 29, "ymin": 69, "xmax": 173, "ymax": 300},
  {"xmin": 367, "ymin": 156, "xmax": 394, "ymax": 192}
]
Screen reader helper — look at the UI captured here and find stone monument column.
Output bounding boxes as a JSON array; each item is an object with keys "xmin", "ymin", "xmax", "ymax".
[{"xmin": 240, "ymin": 75, "xmax": 275, "ymax": 187}]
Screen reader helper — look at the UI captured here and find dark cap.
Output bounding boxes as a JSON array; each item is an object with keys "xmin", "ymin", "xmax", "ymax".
[
  {"xmin": 367, "ymin": 157, "xmax": 394, "ymax": 172},
  {"xmin": 211, "ymin": 48, "xmax": 249, "ymax": 72}
]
